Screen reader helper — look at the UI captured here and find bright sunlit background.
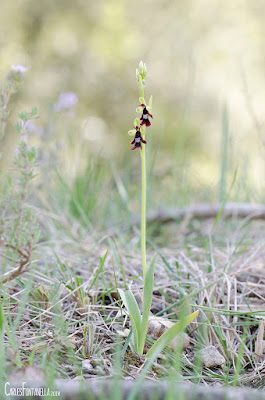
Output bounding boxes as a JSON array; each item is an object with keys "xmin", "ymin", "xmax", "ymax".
[{"xmin": 1, "ymin": 0, "xmax": 265, "ymax": 228}]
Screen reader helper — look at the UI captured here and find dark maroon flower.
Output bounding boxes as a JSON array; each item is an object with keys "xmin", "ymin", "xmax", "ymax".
[
  {"xmin": 139, "ymin": 104, "xmax": 153, "ymax": 127},
  {"xmin": 131, "ymin": 126, "xmax": 147, "ymax": 150}
]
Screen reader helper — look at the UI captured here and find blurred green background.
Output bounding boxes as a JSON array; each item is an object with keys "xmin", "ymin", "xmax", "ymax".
[{"xmin": 1, "ymin": 0, "xmax": 265, "ymax": 229}]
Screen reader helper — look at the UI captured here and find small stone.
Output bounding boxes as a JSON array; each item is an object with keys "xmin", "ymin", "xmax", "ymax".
[
  {"xmin": 148, "ymin": 316, "xmax": 191, "ymax": 350},
  {"xmin": 82, "ymin": 359, "xmax": 93, "ymax": 372},
  {"xmin": 198, "ymin": 345, "xmax": 225, "ymax": 368}
]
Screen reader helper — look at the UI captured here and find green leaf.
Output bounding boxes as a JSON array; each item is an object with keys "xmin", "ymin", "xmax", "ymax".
[
  {"xmin": 19, "ymin": 111, "xmax": 29, "ymax": 121},
  {"xmin": 138, "ymin": 255, "xmax": 156, "ymax": 354},
  {"xmin": 28, "ymin": 147, "xmax": 36, "ymax": 163},
  {"xmin": 118, "ymin": 289, "xmax": 142, "ymax": 352},
  {"xmin": 213, "ymin": 166, "xmax": 238, "ymax": 229},
  {"xmin": 31, "ymin": 106, "xmax": 38, "ymax": 116},
  {"xmin": 15, "ymin": 121, "xmax": 22, "ymax": 133},
  {"xmin": 146, "ymin": 310, "xmax": 199, "ymax": 358}
]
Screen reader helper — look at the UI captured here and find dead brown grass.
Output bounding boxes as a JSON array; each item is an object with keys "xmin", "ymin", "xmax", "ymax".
[{"xmin": 2, "ymin": 215, "xmax": 265, "ymax": 391}]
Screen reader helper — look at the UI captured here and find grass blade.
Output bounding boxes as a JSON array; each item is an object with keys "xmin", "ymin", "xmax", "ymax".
[
  {"xmin": 118, "ymin": 289, "xmax": 142, "ymax": 352},
  {"xmin": 139, "ymin": 255, "xmax": 156, "ymax": 354},
  {"xmin": 0, "ymin": 303, "xmax": 5, "ymax": 331},
  {"xmin": 146, "ymin": 310, "xmax": 199, "ymax": 358},
  {"xmin": 218, "ymin": 103, "xmax": 229, "ymax": 202},
  {"xmin": 87, "ymin": 249, "xmax": 108, "ymax": 293}
]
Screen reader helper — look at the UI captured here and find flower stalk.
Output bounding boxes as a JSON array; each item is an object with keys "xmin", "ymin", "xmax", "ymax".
[
  {"xmin": 135, "ymin": 65, "xmax": 153, "ymax": 279},
  {"xmin": 141, "ymin": 139, "xmax": 147, "ymax": 279},
  {"xmin": 139, "ymin": 76, "xmax": 147, "ymax": 279},
  {"xmin": 119, "ymin": 61, "xmax": 199, "ymax": 357}
]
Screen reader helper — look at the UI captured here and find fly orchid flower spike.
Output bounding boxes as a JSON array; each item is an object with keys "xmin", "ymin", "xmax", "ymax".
[
  {"xmin": 128, "ymin": 118, "xmax": 147, "ymax": 150},
  {"xmin": 136, "ymin": 61, "xmax": 147, "ymax": 86},
  {"xmin": 136, "ymin": 97, "xmax": 153, "ymax": 127}
]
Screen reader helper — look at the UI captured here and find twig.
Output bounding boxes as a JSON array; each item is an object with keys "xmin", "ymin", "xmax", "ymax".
[
  {"xmin": 134, "ymin": 203, "xmax": 265, "ymax": 224},
  {"xmin": 0, "ymin": 242, "xmax": 31, "ymax": 284},
  {"xmin": 0, "ymin": 258, "xmax": 30, "ymax": 284},
  {"xmin": 0, "ymin": 239, "xmax": 29, "ymax": 259}
]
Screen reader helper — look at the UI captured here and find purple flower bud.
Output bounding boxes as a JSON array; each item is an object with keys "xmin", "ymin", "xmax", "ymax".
[
  {"xmin": 53, "ymin": 92, "xmax": 78, "ymax": 112},
  {"xmin": 7, "ymin": 64, "xmax": 28, "ymax": 81},
  {"xmin": 11, "ymin": 65, "xmax": 28, "ymax": 73},
  {"xmin": 25, "ymin": 121, "xmax": 44, "ymax": 136}
]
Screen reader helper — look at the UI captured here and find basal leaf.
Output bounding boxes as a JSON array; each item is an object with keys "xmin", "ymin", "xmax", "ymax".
[
  {"xmin": 138, "ymin": 255, "xmax": 156, "ymax": 354},
  {"xmin": 118, "ymin": 289, "xmax": 142, "ymax": 352}
]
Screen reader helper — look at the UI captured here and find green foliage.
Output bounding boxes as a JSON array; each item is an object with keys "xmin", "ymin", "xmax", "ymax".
[
  {"xmin": 69, "ymin": 159, "xmax": 106, "ymax": 224},
  {"xmin": 0, "ymin": 303, "xmax": 5, "ymax": 331},
  {"xmin": 139, "ymin": 254, "xmax": 156, "ymax": 354},
  {"xmin": 118, "ymin": 288, "xmax": 142, "ymax": 352},
  {"xmin": 119, "ymin": 258, "xmax": 199, "ymax": 357},
  {"xmin": 0, "ymin": 67, "xmax": 25, "ymax": 141},
  {"xmin": 0, "ymin": 69, "xmax": 40, "ymax": 285}
]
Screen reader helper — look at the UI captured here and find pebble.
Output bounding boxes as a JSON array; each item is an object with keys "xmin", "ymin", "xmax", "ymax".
[
  {"xmin": 198, "ymin": 345, "xmax": 225, "ymax": 368},
  {"xmin": 81, "ymin": 360, "xmax": 93, "ymax": 372}
]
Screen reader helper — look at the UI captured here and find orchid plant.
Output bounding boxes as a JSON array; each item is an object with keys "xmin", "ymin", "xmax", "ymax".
[{"xmin": 118, "ymin": 61, "xmax": 198, "ymax": 357}]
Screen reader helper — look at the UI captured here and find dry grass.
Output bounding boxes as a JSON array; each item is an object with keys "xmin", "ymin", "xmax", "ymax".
[{"xmin": 1, "ymin": 213, "xmax": 265, "ymax": 393}]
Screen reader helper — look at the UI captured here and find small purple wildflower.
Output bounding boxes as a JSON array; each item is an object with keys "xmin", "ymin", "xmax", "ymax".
[
  {"xmin": 11, "ymin": 65, "xmax": 28, "ymax": 73},
  {"xmin": 53, "ymin": 92, "xmax": 78, "ymax": 112},
  {"xmin": 8, "ymin": 64, "xmax": 28, "ymax": 80},
  {"xmin": 25, "ymin": 121, "xmax": 44, "ymax": 136}
]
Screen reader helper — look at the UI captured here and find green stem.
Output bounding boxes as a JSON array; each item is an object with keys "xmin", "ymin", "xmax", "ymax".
[
  {"xmin": 141, "ymin": 141, "xmax": 147, "ymax": 280},
  {"xmin": 139, "ymin": 75, "xmax": 144, "ymax": 99},
  {"xmin": 139, "ymin": 77, "xmax": 147, "ymax": 280}
]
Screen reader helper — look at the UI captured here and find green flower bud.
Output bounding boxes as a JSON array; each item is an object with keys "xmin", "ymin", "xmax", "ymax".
[
  {"xmin": 148, "ymin": 95, "xmax": 153, "ymax": 111},
  {"xmin": 134, "ymin": 117, "xmax": 140, "ymax": 127},
  {"xmin": 139, "ymin": 61, "xmax": 147, "ymax": 79},
  {"xmin": 136, "ymin": 61, "xmax": 147, "ymax": 84}
]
